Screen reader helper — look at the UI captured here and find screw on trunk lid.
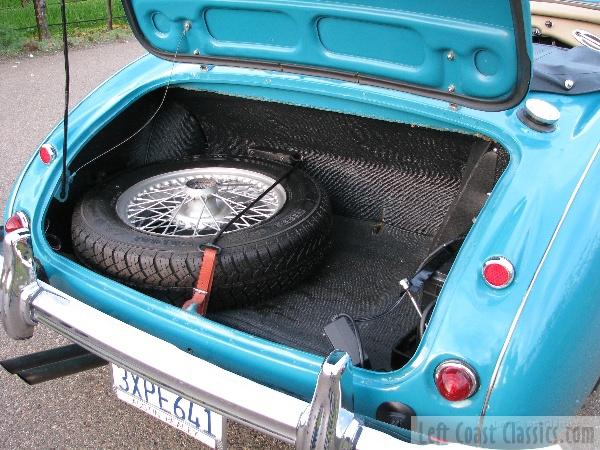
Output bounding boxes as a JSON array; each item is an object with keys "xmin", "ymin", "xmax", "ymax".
[{"xmin": 518, "ymin": 99, "xmax": 560, "ymax": 133}]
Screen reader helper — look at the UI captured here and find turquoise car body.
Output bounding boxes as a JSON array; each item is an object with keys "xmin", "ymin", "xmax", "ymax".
[{"xmin": 4, "ymin": 0, "xmax": 600, "ymax": 442}]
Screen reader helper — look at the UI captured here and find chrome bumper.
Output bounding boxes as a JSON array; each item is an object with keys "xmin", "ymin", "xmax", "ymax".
[{"xmin": 0, "ymin": 228, "xmax": 427, "ymax": 449}]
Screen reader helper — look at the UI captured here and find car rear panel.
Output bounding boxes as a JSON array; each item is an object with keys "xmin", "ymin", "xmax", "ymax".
[{"xmin": 6, "ymin": 53, "xmax": 600, "ymax": 425}]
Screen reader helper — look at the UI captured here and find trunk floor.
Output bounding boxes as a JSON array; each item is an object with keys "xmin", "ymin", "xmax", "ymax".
[{"xmin": 209, "ymin": 216, "xmax": 432, "ymax": 371}]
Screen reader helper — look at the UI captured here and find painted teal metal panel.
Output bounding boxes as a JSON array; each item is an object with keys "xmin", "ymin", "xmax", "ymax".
[
  {"xmin": 483, "ymin": 143, "xmax": 600, "ymax": 418},
  {"xmin": 122, "ymin": 0, "xmax": 532, "ymax": 109}
]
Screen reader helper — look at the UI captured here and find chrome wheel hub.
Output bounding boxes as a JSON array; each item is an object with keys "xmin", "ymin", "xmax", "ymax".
[
  {"xmin": 116, "ymin": 167, "xmax": 286, "ymax": 237},
  {"xmin": 185, "ymin": 177, "xmax": 218, "ymax": 198}
]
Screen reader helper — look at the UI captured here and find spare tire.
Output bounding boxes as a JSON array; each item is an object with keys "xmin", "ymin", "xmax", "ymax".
[{"xmin": 71, "ymin": 157, "xmax": 332, "ymax": 310}]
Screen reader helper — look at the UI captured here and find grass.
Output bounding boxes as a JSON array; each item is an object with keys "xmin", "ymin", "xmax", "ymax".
[
  {"xmin": 0, "ymin": 24, "xmax": 28, "ymax": 53},
  {"xmin": 0, "ymin": 0, "xmax": 130, "ymax": 55},
  {"xmin": 0, "ymin": 0, "xmax": 126, "ymax": 31}
]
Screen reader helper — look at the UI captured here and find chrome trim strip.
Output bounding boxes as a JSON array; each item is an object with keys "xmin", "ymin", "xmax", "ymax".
[
  {"xmin": 479, "ymin": 142, "xmax": 600, "ymax": 422},
  {"xmin": 573, "ymin": 29, "xmax": 600, "ymax": 52},
  {"xmin": 532, "ymin": 0, "xmax": 600, "ymax": 11}
]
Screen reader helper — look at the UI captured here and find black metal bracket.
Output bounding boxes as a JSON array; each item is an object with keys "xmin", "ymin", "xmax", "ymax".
[{"xmin": 1, "ymin": 343, "xmax": 106, "ymax": 385}]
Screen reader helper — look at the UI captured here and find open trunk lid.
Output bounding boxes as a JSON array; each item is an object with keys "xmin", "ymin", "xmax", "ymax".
[{"xmin": 122, "ymin": 0, "xmax": 532, "ymax": 111}]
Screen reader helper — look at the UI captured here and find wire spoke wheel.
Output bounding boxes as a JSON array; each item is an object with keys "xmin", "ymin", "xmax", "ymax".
[{"xmin": 116, "ymin": 167, "xmax": 287, "ymax": 237}]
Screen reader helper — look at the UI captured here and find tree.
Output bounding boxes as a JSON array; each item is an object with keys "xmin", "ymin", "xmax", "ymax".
[
  {"xmin": 33, "ymin": 0, "xmax": 50, "ymax": 40},
  {"xmin": 106, "ymin": 0, "xmax": 113, "ymax": 30}
]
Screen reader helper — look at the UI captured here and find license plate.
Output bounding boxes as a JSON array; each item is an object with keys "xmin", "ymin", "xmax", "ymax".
[{"xmin": 111, "ymin": 365, "xmax": 224, "ymax": 448}]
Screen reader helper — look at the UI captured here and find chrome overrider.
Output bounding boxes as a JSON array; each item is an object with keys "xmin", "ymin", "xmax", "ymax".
[
  {"xmin": 0, "ymin": 227, "xmax": 39, "ymax": 339},
  {"xmin": 297, "ymin": 351, "xmax": 362, "ymax": 449},
  {"xmin": 0, "ymin": 224, "xmax": 438, "ymax": 449}
]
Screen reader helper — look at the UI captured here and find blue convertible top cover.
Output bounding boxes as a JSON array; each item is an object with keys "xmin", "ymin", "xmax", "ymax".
[{"xmin": 531, "ymin": 44, "xmax": 600, "ymax": 95}]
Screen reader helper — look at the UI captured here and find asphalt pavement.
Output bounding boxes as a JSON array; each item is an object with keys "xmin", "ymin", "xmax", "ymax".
[
  {"xmin": 0, "ymin": 39, "xmax": 598, "ymax": 449},
  {"xmin": 0, "ymin": 40, "xmax": 289, "ymax": 450}
]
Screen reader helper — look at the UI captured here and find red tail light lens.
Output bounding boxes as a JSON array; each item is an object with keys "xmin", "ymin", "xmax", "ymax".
[
  {"xmin": 5, "ymin": 212, "xmax": 29, "ymax": 233},
  {"xmin": 434, "ymin": 360, "xmax": 478, "ymax": 401},
  {"xmin": 39, "ymin": 143, "xmax": 56, "ymax": 165},
  {"xmin": 482, "ymin": 256, "xmax": 514, "ymax": 289}
]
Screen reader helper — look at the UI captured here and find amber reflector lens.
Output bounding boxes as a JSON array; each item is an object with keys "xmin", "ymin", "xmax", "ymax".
[
  {"xmin": 435, "ymin": 361, "xmax": 477, "ymax": 401},
  {"xmin": 5, "ymin": 213, "xmax": 26, "ymax": 233},
  {"xmin": 39, "ymin": 144, "xmax": 55, "ymax": 165}
]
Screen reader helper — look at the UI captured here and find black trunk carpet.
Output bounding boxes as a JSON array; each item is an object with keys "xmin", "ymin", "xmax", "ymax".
[{"xmin": 208, "ymin": 216, "xmax": 432, "ymax": 371}]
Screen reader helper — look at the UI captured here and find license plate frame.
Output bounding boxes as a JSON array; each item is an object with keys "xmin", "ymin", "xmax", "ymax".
[{"xmin": 111, "ymin": 364, "xmax": 226, "ymax": 448}]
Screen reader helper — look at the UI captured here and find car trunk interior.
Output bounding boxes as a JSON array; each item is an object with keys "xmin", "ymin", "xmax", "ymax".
[{"xmin": 47, "ymin": 88, "xmax": 508, "ymax": 372}]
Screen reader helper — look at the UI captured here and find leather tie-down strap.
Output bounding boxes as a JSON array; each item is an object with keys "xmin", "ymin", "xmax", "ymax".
[
  {"xmin": 181, "ymin": 246, "xmax": 219, "ymax": 315},
  {"xmin": 181, "ymin": 164, "xmax": 297, "ymax": 315}
]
